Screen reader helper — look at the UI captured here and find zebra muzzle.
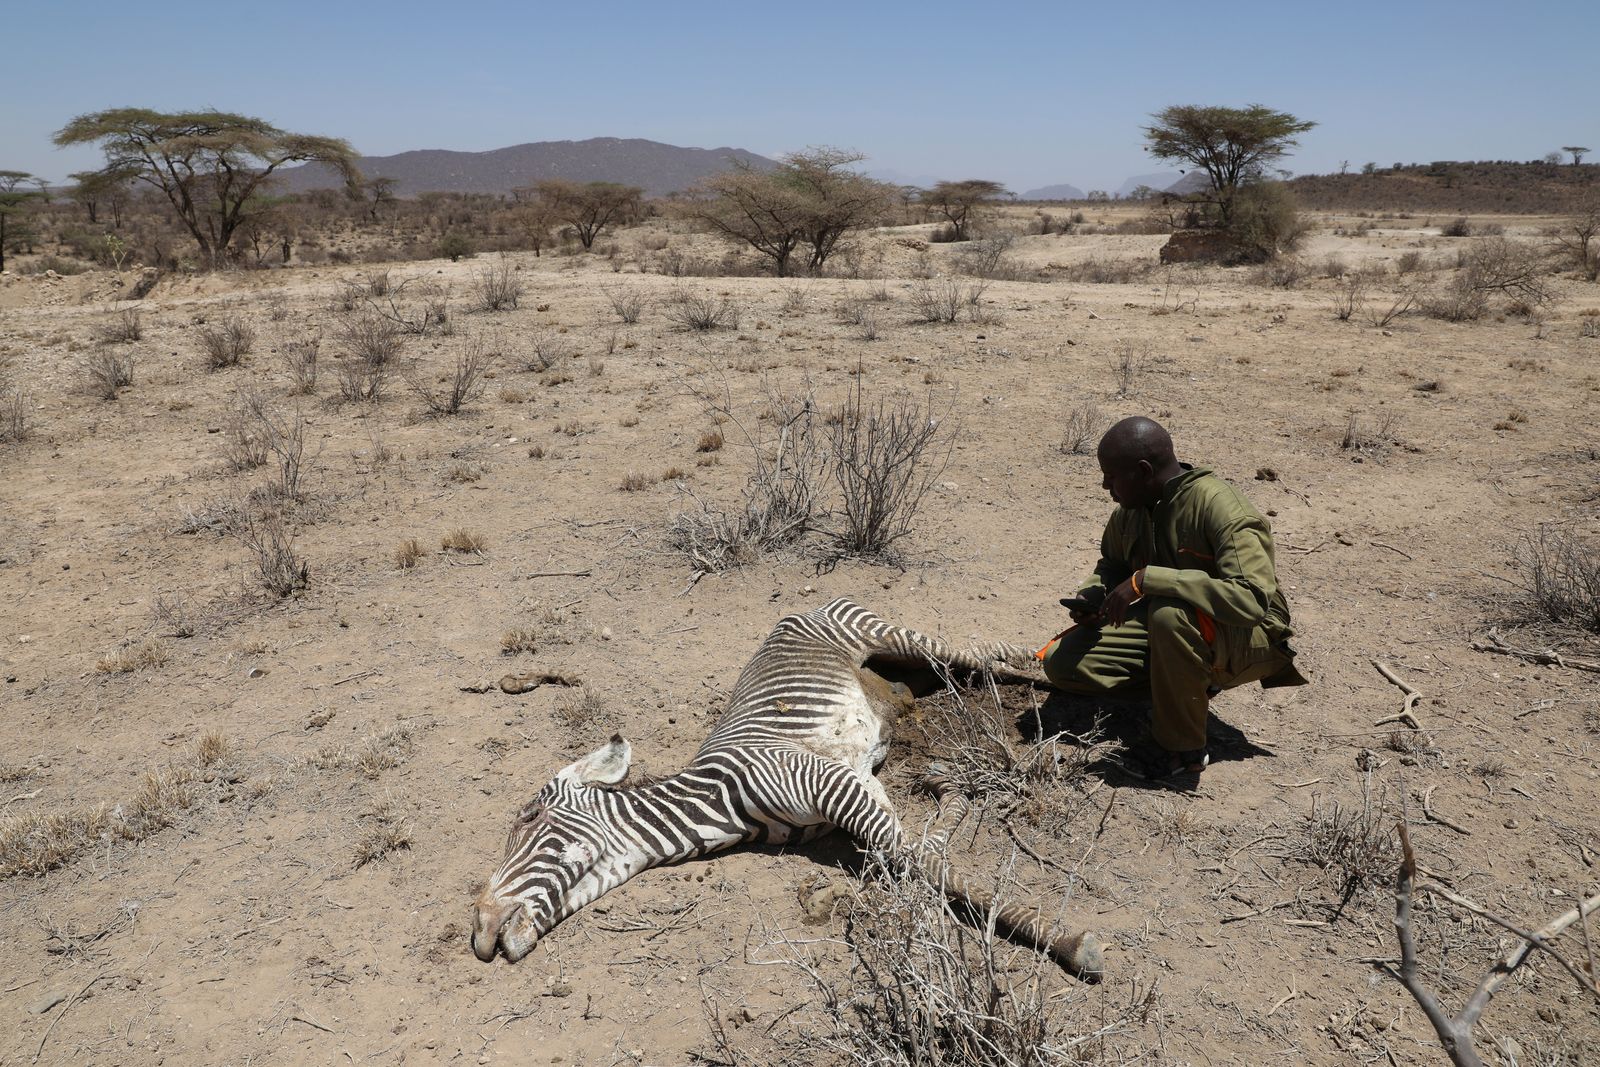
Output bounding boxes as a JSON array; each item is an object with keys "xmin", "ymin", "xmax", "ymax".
[{"xmin": 471, "ymin": 898, "xmax": 522, "ymax": 962}]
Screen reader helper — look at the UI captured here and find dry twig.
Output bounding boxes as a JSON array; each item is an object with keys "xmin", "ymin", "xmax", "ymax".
[
  {"xmin": 1471, "ymin": 629, "xmax": 1600, "ymax": 675},
  {"xmin": 1372, "ymin": 659, "xmax": 1423, "ymax": 728}
]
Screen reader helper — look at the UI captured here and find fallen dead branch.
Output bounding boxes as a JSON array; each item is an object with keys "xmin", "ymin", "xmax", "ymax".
[
  {"xmin": 1371, "ymin": 659, "xmax": 1422, "ymax": 729},
  {"xmin": 1420, "ymin": 785, "xmax": 1471, "ymax": 836},
  {"xmin": 1380, "ymin": 819, "xmax": 1600, "ymax": 1067},
  {"xmin": 1470, "ymin": 629, "xmax": 1600, "ymax": 675}
]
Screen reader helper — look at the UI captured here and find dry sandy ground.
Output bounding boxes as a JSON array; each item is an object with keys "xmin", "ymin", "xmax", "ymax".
[{"xmin": 2, "ymin": 216, "xmax": 1599, "ymax": 1066}]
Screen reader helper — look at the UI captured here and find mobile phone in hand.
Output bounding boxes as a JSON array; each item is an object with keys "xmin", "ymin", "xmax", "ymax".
[{"xmin": 1059, "ymin": 597, "xmax": 1097, "ymax": 612}]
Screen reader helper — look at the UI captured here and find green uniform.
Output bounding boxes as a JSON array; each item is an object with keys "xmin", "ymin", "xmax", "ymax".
[{"xmin": 1042, "ymin": 465, "xmax": 1307, "ymax": 752}]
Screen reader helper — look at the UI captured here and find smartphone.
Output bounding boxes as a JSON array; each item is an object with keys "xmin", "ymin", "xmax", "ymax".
[{"xmin": 1059, "ymin": 597, "xmax": 1097, "ymax": 612}]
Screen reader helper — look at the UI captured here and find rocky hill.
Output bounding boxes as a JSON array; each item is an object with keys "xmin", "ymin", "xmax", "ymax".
[{"xmin": 276, "ymin": 137, "xmax": 775, "ymax": 198}]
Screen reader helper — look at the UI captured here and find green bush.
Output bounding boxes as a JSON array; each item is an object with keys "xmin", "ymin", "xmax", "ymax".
[
  {"xmin": 1226, "ymin": 182, "xmax": 1309, "ymax": 262},
  {"xmin": 437, "ymin": 232, "xmax": 476, "ymax": 262}
]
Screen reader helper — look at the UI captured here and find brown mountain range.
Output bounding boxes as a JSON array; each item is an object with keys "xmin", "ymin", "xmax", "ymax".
[{"xmin": 276, "ymin": 136, "xmax": 776, "ymax": 199}]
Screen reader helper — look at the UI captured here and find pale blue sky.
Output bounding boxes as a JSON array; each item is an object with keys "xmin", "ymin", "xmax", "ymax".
[{"xmin": 4, "ymin": 0, "xmax": 1595, "ymax": 192}]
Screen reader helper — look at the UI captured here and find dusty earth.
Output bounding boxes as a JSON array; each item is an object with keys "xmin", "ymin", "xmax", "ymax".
[{"xmin": 3, "ymin": 211, "xmax": 1600, "ymax": 1066}]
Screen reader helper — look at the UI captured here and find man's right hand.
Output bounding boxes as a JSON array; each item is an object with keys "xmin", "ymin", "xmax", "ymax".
[{"xmin": 1061, "ymin": 594, "xmax": 1105, "ymax": 627}]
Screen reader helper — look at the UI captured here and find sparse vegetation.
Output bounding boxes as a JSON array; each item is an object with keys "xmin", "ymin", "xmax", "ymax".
[
  {"xmin": 1514, "ymin": 526, "xmax": 1600, "ymax": 632},
  {"xmin": 471, "ymin": 259, "xmax": 524, "ymax": 312},
  {"xmin": 410, "ymin": 338, "xmax": 492, "ymax": 415},
  {"xmin": 85, "ymin": 346, "xmax": 135, "ymax": 399},
  {"xmin": 1057, "ymin": 400, "xmax": 1103, "ymax": 455},
  {"xmin": 197, "ymin": 314, "xmax": 256, "ymax": 370},
  {"xmin": 830, "ymin": 382, "xmax": 953, "ymax": 558},
  {"xmin": 663, "ymin": 287, "xmax": 741, "ymax": 330}
]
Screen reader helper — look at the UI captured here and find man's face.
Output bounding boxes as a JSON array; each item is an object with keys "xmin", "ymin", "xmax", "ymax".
[{"xmin": 1099, "ymin": 456, "xmax": 1157, "ymax": 509}]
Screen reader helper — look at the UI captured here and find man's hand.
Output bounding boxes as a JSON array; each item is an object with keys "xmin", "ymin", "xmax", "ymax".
[
  {"xmin": 1100, "ymin": 569, "xmax": 1146, "ymax": 628},
  {"xmin": 1068, "ymin": 602, "xmax": 1103, "ymax": 627}
]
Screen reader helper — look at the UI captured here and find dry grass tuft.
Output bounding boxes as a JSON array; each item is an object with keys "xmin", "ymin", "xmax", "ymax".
[
  {"xmin": 352, "ymin": 798, "xmax": 412, "ymax": 869},
  {"xmin": 97, "ymin": 307, "xmax": 142, "ymax": 343},
  {"xmin": 0, "ymin": 807, "xmax": 110, "ymax": 878},
  {"xmin": 95, "ymin": 639, "xmax": 172, "ymax": 674},
  {"xmin": 440, "ymin": 528, "xmax": 487, "ymax": 554},
  {"xmin": 395, "ymin": 537, "xmax": 424, "ymax": 569},
  {"xmin": 619, "ymin": 471, "xmax": 655, "ymax": 492},
  {"xmin": 500, "ymin": 628, "xmax": 539, "ymax": 655},
  {"xmin": 695, "ymin": 428, "xmax": 725, "ymax": 453},
  {"xmin": 310, "ymin": 724, "xmax": 415, "ymax": 780},
  {"xmin": 554, "ymin": 687, "xmax": 614, "ymax": 732}
]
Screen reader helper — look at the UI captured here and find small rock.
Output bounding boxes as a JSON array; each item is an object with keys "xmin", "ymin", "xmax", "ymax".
[
  {"xmin": 247, "ymin": 667, "xmax": 268, "ymax": 679},
  {"xmin": 600, "ymin": 627, "xmax": 613, "ymax": 641},
  {"xmin": 32, "ymin": 991, "xmax": 67, "ymax": 1014},
  {"xmin": 1504, "ymin": 818, "xmax": 1520, "ymax": 829}
]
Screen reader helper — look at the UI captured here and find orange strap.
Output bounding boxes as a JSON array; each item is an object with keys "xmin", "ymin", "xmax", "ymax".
[
  {"xmin": 1035, "ymin": 625, "xmax": 1075, "ymax": 662},
  {"xmin": 1196, "ymin": 610, "xmax": 1216, "ymax": 644}
]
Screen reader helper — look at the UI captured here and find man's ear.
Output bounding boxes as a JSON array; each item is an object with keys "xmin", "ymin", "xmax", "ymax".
[{"xmin": 555, "ymin": 734, "xmax": 632, "ymax": 786}]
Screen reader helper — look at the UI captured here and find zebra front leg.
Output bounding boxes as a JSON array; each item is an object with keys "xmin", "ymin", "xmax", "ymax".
[{"xmin": 801, "ymin": 754, "xmax": 1105, "ymax": 981}]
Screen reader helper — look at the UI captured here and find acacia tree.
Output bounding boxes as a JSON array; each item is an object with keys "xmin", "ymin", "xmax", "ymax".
[
  {"xmin": 53, "ymin": 108, "xmax": 360, "ymax": 268},
  {"xmin": 67, "ymin": 166, "xmax": 137, "ymax": 227},
  {"xmin": 1564, "ymin": 146, "xmax": 1591, "ymax": 166},
  {"xmin": 1143, "ymin": 104, "xmax": 1316, "ymax": 225},
  {"xmin": 0, "ymin": 171, "xmax": 45, "ymax": 272},
  {"xmin": 535, "ymin": 180, "xmax": 641, "ymax": 249},
  {"xmin": 688, "ymin": 148, "xmax": 891, "ymax": 276},
  {"xmin": 921, "ymin": 179, "xmax": 1006, "ymax": 241}
]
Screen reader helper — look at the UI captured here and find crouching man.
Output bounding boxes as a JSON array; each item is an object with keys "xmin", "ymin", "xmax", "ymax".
[{"xmin": 1041, "ymin": 416, "xmax": 1307, "ymax": 779}]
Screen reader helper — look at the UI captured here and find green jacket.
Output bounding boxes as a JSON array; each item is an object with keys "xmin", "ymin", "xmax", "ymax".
[{"xmin": 1078, "ymin": 465, "xmax": 1294, "ymax": 641}]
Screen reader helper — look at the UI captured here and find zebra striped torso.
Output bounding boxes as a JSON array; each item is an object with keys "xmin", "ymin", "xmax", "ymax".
[{"xmin": 473, "ymin": 598, "xmax": 1103, "ymax": 978}]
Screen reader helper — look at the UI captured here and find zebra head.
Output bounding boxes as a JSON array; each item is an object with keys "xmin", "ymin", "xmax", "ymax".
[{"xmin": 472, "ymin": 734, "xmax": 632, "ymax": 962}]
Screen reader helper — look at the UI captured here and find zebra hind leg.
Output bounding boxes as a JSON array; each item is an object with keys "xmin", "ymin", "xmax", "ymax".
[{"xmin": 807, "ymin": 753, "xmax": 1105, "ymax": 981}]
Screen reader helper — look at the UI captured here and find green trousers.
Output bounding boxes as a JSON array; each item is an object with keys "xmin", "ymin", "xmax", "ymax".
[{"xmin": 1041, "ymin": 597, "xmax": 1292, "ymax": 752}]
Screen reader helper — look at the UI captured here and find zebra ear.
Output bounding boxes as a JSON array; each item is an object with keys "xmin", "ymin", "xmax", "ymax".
[{"xmin": 557, "ymin": 734, "xmax": 631, "ymax": 786}]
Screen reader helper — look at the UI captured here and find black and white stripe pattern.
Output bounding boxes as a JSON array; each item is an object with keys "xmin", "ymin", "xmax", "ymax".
[{"xmin": 473, "ymin": 598, "xmax": 1103, "ymax": 978}]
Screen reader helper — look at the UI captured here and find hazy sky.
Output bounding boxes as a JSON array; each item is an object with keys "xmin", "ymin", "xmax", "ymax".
[{"xmin": 4, "ymin": 0, "xmax": 1595, "ymax": 193}]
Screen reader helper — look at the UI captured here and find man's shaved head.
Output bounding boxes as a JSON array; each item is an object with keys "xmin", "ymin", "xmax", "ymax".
[
  {"xmin": 1098, "ymin": 417, "xmax": 1176, "ymax": 468},
  {"xmin": 1095, "ymin": 417, "xmax": 1182, "ymax": 510}
]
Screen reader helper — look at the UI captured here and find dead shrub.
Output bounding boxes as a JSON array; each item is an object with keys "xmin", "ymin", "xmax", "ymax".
[
  {"xmin": 1332, "ymin": 273, "xmax": 1368, "ymax": 321},
  {"xmin": 410, "ymin": 338, "xmax": 493, "ymax": 416},
  {"xmin": 334, "ymin": 312, "xmax": 405, "ymax": 401},
  {"xmin": 695, "ymin": 428, "xmax": 724, "ymax": 453},
  {"xmin": 1253, "ymin": 258, "xmax": 1307, "ymax": 289},
  {"xmin": 1514, "ymin": 526, "xmax": 1600, "ymax": 632},
  {"xmin": 283, "ymin": 334, "xmax": 320, "ymax": 395},
  {"xmin": 668, "ymin": 390, "xmax": 829, "ymax": 572},
  {"xmin": 1111, "ymin": 341, "xmax": 1148, "ymax": 398},
  {"xmin": 1057, "ymin": 400, "xmax": 1103, "ymax": 455},
  {"xmin": 1051, "ymin": 258, "xmax": 1149, "ymax": 284},
  {"xmin": 97, "ymin": 308, "xmax": 142, "ymax": 343},
  {"xmin": 1290, "ymin": 785, "xmax": 1397, "ymax": 905},
  {"xmin": 830, "ymin": 381, "xmax": 953, "ymax": 558},
  {"xmin": 85, "ymin": 347, "xmax": 135, "ymax": 399},
  {"xmin": 198, "ymin": 315, "xmax": 256, "ymax": 370},
  {"xmin": 471, "ymin": 259, "xmax": 524, "ymax": 312},
  {"xmin": 663, "ymin": 287, "xmax": 741, "ymax": 331},
  {"xmin": 151, "ymin": 591, "xmax": 203, "ymax": 638},
  {"xmin": 0, "ymin": 388, "xmax": 28, "ymax": 442},
  {"xmin": 607, "ymin": 287, "xmax": 645, "ymax": 323},
  {"xmin": 1427, "ymin": 238, "xmax": 1558, "ymax": 321},
  {"xmin": 525, "ymin": 330, "xmax": 574, "ymax": 372},
  {"xmin": 908, "ymin": 277, "xmax": 988, "ymax": 324},
  {"xmin": 234, "ymin": 502, "xmax": 309, "ymax": 597},
  {"xmin": 1365, "ymin": 289, "xmax": 1417, "ymax": 328},
  {"xmin": 232, "ymin": 391, "xmax": 309, "ymax": 499},
  {"xmin": 1340, "ymin": 410, "xmax": 1402, "ymax": 454}
]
